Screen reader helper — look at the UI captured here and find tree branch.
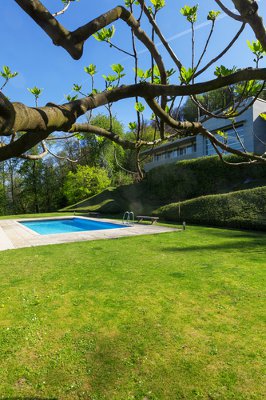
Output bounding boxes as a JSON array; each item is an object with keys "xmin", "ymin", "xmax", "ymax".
[
  {"xmin": 14, "ymin": 0, "xmax": 167, "ymax": 88},
  {"xmin": 52, "ymin": 1, "xmax": 72, "ymax": 17},
  {"xmin": 1, "ymin": 67, "xmax": 266, "ymax": 161},
  {"xmin": 138, "ymin": 0, "xmax": 182, "ymax": 71},
  {"xmin": 194, "ymin": 22, "xmax": 246, "ymax": 79},
  {"xmin": 145, "ymin": 97, "xmax": 266, "ymax": 164},
  {"xmin": 70, "ymin": 123, "xmax": 136, "ymax": 149},
  {"xmin": 230, "ymin": 0, "xmax": 266, "ymax": 51},
  {"xmin": 214, "ymin": 0, "xmax": 243, "ymax": 21}
]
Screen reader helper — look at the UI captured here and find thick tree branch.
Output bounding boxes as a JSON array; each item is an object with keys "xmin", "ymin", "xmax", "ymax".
[
  {"xmin": 145, "ymin": 98, "xmax": 202, "ymax": 134},
  {"xmin": 1, "ymin": 67, "xmax": 266, "ymax": 136},
  {"xmin": 14, "ymin": 0, "xmax": 167, "ymax": 87},
  {"xmin": 230, "ymin": 0, "xmax": 266, "ymax": 51},
  {"xmin": 0, "ymin": 68, "xmax": 266, "ymax": 135},
  {"xmin": 1, "ymin": 67, "xmax": 266, "ymax": 161}
]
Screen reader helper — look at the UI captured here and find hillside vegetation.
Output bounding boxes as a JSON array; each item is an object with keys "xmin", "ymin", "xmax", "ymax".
[
  {"xmin": 155, "ymin": 186, "xmax": 266, "ymax": 231},
  {"xmin": 61, "ymin": 183, "xmax": 163, "ymax": 216},
  {"xmin": 146, "ymin": 155, "xmax": 266, "ymax": 201},
  {"xmin": 61, "ymin": 156, "xmax": 266, "ymax": 229}
]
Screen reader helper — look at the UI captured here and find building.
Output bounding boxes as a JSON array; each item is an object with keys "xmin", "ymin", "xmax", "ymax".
[{"xmin": 143, "ymin": 98, "xmax": 266, "ymax": 171}]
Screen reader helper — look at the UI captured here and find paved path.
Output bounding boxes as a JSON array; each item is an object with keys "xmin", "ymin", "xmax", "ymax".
[{"xmin": 0, "ymin": 217, "xmax": 178, "ymax": 251}]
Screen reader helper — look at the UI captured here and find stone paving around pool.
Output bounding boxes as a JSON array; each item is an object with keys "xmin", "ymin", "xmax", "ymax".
[{"xmin": 0, "ymin": 217, "xmax": 178, "ymax": 251}]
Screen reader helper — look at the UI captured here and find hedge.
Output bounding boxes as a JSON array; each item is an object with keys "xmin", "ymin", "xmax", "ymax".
[
  {"xmin": 154, "ymin": 186, "xmax": 266, "ymax": 231},
  {"xmin": 146, "ymin": 155, "xmax": 266, "ymax": 202}
]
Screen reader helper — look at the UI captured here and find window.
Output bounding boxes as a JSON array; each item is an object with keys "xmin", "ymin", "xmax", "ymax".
[
  {"xmin": 172, "ymin": 149, "xmax": 178, "ymax": 158},
  {"xmin": 206, "ymin": 125, "xmax": 245, "ymax": 155},
  {"xmin": 153, "ymin": 139, "xmax": 197, "ymax": 162},
  {"xmin": 186, "ymin": 145, "xmax": 193, "ymax": 155}
]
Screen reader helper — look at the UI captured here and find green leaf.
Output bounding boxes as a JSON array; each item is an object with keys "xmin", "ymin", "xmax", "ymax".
[
  {"xmin": 65, "ymin": 94, "xmax": 78, "ymax": 102},
  {"xmin": 135, "ymin": 102, "xmax": 145, "ymax": 113},
  {"xmin": 153, "ymin": 65, "xmax": 160, "ymax": 77},
  {"xmin": 84, "ymin": 64, "xmax": 97, "ymax": 76},
  {"xmin": 152, "ymin": 65, "xmax": 161, "ymax": 84},
  {"xmin": 216, "ymin": 130, "xmax": 227, "ymax": 139},
  {"xmin": 74, "ymin": 133, "xmax": 85, "ymax": 140},
  {"xmin": 134, "ymin": 68, "xmax": 145, "ymax": 79},
  {"xmin": 180, "ymin": 66, "xmax": 195, "ymax": 83},
  {"xmin": 111, "ymin": 64, "xmax": 125, "ymax": 78},
  {"xmin": 91, "ymin": 88, "xmax": 100, "ymax": 95},
  {"xmin": 73, "ymin": 84, "xmax": 82, "ymax": 92},
  {"xmin": 150, "ymin": 0, "xmax": 165, "ymax": 11},
  {"xmin": 166, "ymin": 68, "xmax": 176, "ymax": 78},
  {"xmin": 128, "ymin": 121, "xmax": 137, "ymax": 130},
  {"xmin": 247, "ymin": 40, "xmax": 266, "ymax": 59},
  {"xmin": 27, "ymin": 86, "xmax": 43, "ymax": 98},
  {"xmin": 207, "ymin": 10, "xmax": 220, "ymax": 21},
  {"xmin": 259, "ymin": 113, "xmax": 266, "ymax": 120},
  {"xmin": 93, "ymin": 26, "xmax": 115, "ymax": 42},
  {"xmin": 102, "ymin": 74, "xmax": 118, "ymax": 83},
  {"xmin": 180, "ymin": 4, "xmax": 198, "ymax": 23},
  {"xmin": 0, "ymin": 65, "xmax": 18, "ymax": 80},
  {"xmin": 214, "ymin": 65, "xmax": 237, "ymax": 77},
  {"xmin": 234, "ymin": 80, "xmax": 263, "ymax": 97},
  {"xmin": 124, "ymin": 0, "xmax": 139, "ymax": 7}
]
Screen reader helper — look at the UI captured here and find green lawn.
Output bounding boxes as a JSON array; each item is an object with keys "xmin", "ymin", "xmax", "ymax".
[
  {"xmin": 0, "ymin": 226, "xmax": 265, "ymax": 399},
  {"xmin": 0, "ymin": 212, "xmax": 74, "ymax": 220}
]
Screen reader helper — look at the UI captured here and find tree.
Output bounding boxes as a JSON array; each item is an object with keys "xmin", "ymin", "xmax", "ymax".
[
  {"xmin": 0, "ymin": 0, "xmax": 266, "ymax": 175},
  {"xmin": 63, "ymin": 165, "xmax": 111, "ymax": 204},
  {"xmin": 80, "ymin": 114, "xmax": 126, "ymax": 172}
]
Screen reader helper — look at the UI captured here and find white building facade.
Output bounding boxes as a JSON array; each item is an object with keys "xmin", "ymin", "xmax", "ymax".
[{"xmin": 143, "ymin": 98, "xmax": 266, "ymax": 171}]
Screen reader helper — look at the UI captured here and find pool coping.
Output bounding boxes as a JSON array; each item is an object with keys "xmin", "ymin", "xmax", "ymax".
[{"xmin": 0, "ymin": 216, "xmax": 178, "ymax": 251}]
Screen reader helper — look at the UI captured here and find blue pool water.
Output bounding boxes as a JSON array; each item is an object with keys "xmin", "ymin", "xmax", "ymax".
[{"xmin": 19, "ymin": 217, "xmax": 126, "ymax": 235}]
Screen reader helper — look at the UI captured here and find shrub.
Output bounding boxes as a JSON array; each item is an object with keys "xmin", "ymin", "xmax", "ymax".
[
  {"xmin": 155, "ymin": 186, "xmax": 266, "ymax": 230},
  {"xmin": 146, "ymin": 155, "xmax": 266, "ymax": 201}
]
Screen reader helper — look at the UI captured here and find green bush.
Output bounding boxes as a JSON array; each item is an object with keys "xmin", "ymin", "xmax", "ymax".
[
  {"xmin": 146, "ymin": 155, "xmax": 266, "ymax": 201},
  {"xmin": 155, "ymin": 186, "xmax": 266, "ymax": 230},
  {"xmin": 63, "ymin": 165, "xmax": 111, "ymax": 205}
]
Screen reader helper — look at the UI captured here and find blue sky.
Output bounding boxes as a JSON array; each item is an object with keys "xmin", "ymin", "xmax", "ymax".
[{"xmin": 1, "ymin": 0, "xmax": 266, "ymax": 129}]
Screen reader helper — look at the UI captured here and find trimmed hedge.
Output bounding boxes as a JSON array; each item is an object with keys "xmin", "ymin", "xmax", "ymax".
[
  {"xmin": 147, "ymin": 155, "xmax": 266, "ymax": 202},
  {"xmin": 155, "ymin": 186, "xmax": 266, "ymax": 230}
]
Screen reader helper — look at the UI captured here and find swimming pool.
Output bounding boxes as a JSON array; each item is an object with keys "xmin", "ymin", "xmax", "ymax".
[{"xmin": 19, "ymin": 217, "xmax": 126, "ymax": 235}]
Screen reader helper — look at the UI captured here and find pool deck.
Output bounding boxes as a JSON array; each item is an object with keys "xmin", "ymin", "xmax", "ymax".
[{"xmin": 0, "ymin": 216, "xmax": 178, "ymax": 251}]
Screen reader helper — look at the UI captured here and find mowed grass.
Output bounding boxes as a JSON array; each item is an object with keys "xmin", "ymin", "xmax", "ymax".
[
  {"xmin": 0, "ymin": 212, "xmax": 74, "ymax": 220},
  {"xmin": 0, "ymin": 226, "xmax": 265, "ymax": 400}
]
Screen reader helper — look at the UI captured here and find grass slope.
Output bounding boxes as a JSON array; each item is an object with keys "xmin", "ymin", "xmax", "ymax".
[
  {"xmin": 60, "ymin": 183, "xmax": 162, "ymax": 215},
  {"xmin": 0, "ymin": 226, "xmax": 265, "ymax": 399}
]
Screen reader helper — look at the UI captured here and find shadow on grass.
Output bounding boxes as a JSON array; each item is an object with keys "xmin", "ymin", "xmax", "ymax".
[
  {"xmin": 162, "ymin": 239, "xmax": 265, "ymax": 253},
  {"xmin": 202, "ymin": 229, "xmax": 266, "ymax": 240},
  {"xmin": 1, "ymin": 398, "xmax": 57, "ymax": 400},
  {"xmin": 169, "ymin": 272, "xmax": 186, "ymax": 278}
]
